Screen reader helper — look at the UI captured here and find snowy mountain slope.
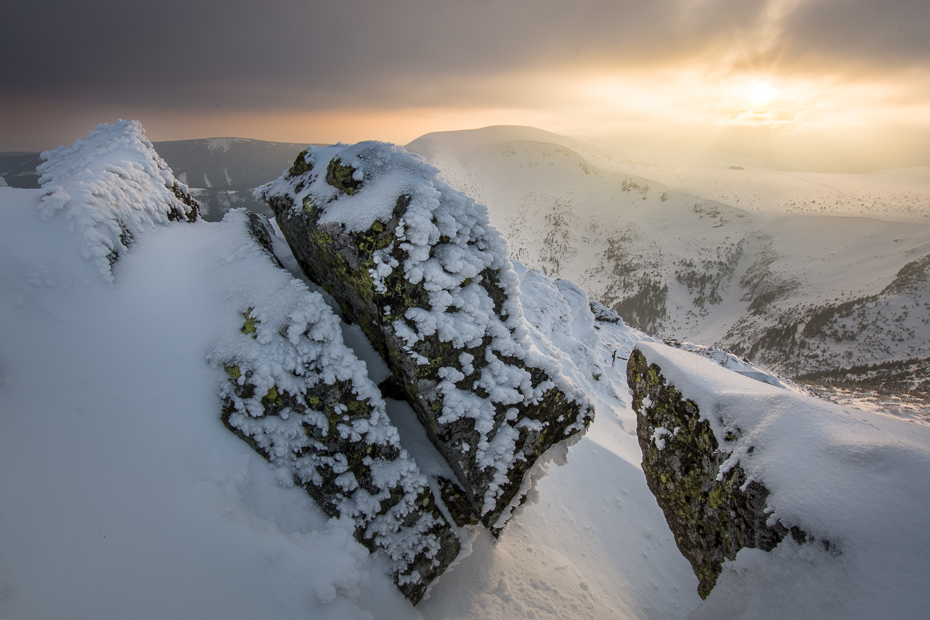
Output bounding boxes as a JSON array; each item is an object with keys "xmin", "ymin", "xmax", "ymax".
[
  {"xmin": 3, "ymin": 122, "xmax": 930, "ymax": 619},
  {"xmin": 153, "ymin": 137, "xmax": 319, "ymax": 221},
  {"xmin": 408, "ymin": 126, "xmax": 930, "ymax": 223},
  {"xmin": 407, "ymin": 127, "xmax": 930, "ymax": 403},
  {"xmin": 0, "ymin": 124, "xmax": 701, "ymax": 618}
]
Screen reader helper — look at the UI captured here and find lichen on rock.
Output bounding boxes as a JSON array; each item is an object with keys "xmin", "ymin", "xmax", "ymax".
[
  {"xmin": 256, "ymin": 141, "xmax": 594, "ymax": 530},
  {"xmin": 626, "ymin": 347, "xmax": 812, "ymax": 599},
  {"xmin": 210, "ymin": 210, "xmax": 459, "ymax": 604}
]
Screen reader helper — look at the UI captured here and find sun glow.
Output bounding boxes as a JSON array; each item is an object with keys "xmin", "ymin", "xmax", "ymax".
[{"xmin": 749, "ymin": 81, "xmax": 777, "ymax": 106}]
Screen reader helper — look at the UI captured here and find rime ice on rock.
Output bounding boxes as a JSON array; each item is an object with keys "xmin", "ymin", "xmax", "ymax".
[
  {"xmin": 210, "ymin": 210, "xmax": 460, "ymax": 603},
  {"xmin": 36, "ymin": 120, "xmax": 199, "ymax": 282},
  {"xmin": 257, "ymin": 142, "xmax": 594, "ymax": 529}
]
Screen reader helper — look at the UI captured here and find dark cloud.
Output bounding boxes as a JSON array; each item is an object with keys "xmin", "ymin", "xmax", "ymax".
[
  {"xmin": 2, "ymin": 0, "xmax": 929, "ymax": 157},
  {"xmin": 779, "ymin": 0, "xmax": 930, "ymax": 71},
  {"xmin": 2, "ymin": 0, "xmax": 770, "ymax": 110}
]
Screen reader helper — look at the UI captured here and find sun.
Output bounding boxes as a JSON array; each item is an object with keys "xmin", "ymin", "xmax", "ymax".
[{"xmin": 749, "ymin": 81, "xmax": 776, "ymax": 106}]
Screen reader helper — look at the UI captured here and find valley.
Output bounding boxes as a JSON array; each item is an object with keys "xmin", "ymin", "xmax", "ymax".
[
  {"xmin": 5, "ymin": 125, "xmax": 929, "ymax": 411},
  {"xmin": 407, "ymin": 126, "xmax": 930, "ymax": 411}
]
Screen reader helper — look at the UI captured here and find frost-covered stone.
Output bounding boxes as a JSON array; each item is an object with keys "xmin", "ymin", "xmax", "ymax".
[
  {"xmin": 210, "ymin": 211, "xmax": 459, "ymax": 603},
  {"xmin": 626, "ymin": 347, "xmax": 815, "ymax": 599},
  {"xmin": 257, "ymin": 142, "xmax": 594, "ymax": 529},
  {"xmin": 36, "ymin": 120, "xmax": 199, "ymax": 282}
]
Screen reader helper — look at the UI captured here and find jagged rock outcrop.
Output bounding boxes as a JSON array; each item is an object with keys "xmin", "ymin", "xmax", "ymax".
[
  {"xmin": 36, "ymin": 120, "xmax": 199, "ymax": 282},
  {"xmin": 210, "ymin": 210, "xmax": 460, "ymax": 603},
  {"xmin": 257, "ymin": 142, "xmax": 594, "ymax": 530},
  {"xmin": 626, "ymin": 347, "xmax": 813, "ymax": 599}
]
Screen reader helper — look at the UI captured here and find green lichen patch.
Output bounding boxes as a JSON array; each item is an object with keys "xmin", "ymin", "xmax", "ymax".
[
  {"xmin": 224, "ymin": 363, "xmax": 241, "ymax": 379},
  {"xmin": 262, "ymin": 385, "xmax": 282, "ymax": 405},
  {"xmin": 240, "ymin": 307, "xmax": 258, "ymax": 335},
  {"xmin": 287, "ymin": 149, "xmax": 312, "ymax": 179},
  {"xmin": 302, "ymin": 195, "xmax": 319, "ymax": 214},
  {"xmin": 326, "ymin": 158, "xmax": 362, "ymax": 195},
  {"xmin": 309, "ymin": 229, "xmax": 333, "ymax": 246}
]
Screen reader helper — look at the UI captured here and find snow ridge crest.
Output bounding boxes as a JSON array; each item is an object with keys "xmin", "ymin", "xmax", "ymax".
[{"xmin": 37, "ymin": 120, "xmax": 199, "ymax": 282}]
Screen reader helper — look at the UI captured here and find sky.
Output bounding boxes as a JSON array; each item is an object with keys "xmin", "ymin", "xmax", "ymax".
[{"xmin": 2, "ymin": 0, "xmax": 929, "ymax": 171}]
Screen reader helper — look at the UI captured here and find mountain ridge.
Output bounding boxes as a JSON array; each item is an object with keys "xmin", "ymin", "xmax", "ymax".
[{"xmin": 406, "ymin": 126, "xmax": 930, "ymax": 412}]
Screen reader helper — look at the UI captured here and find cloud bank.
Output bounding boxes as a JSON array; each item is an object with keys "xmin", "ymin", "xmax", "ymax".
[{"xmin": 2, "ymin": 0, "xmax": 928, "ymax": 169}]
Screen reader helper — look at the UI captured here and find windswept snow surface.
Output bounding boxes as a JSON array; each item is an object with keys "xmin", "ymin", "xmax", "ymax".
[
  {"xmin": 0, "ymin": 129, "xmax": 699, "ymax": 619},
  {"xmin": 638, "ymin": 342, "xmax": 930, "ymax": 619}
]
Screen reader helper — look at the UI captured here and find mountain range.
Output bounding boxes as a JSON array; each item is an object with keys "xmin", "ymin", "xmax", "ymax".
[
  {"xmin": 4, "ymin": 126, "xmax": 929, "ymax": 412},
  {"xmin": 407, "ymin": 126, "xmax": 930, "ymax": 412}
]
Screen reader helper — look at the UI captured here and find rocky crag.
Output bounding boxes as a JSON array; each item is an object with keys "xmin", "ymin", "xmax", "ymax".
[
  {"xmin": 210, "ymin": 210, "xmax": 460, "ymax": 603},
  {"xmin": 257, "ymin": 142, "xmax": 595, "ymax": 532},
  {"xmin": 37, "ymin": 123, "xmax": 460, "ymax": 603},
  {"xmin": 626, "ymin": 347, "xmax": 821, "ymax": 599}
]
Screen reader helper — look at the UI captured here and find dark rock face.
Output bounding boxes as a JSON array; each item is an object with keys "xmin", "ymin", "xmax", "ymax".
[
  {"xmin": 214, "ymin": 211, "xmax": 460, "ymax": 604},
  {"xmin": 166, "ymin": 181, "xmax": 201, "ymax": 223},
  {"xmin": 626, "ymin": 348, "xmax": 801, "ymax": 599},
  {"xmin": 259, "ymin": 143, "xmax": 593, "ymax": 531}
]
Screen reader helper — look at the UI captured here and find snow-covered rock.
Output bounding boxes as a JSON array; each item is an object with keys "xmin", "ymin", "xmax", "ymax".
[
  {"xmin": 36, "ymin": 120, "xmax": 200, "ymax": 282},
  {"xmin": 627, "ymin": 347, "xmax": 811, "ymax": 598},
  {"xmin": 16, "ymin": 122, "xmax": 462, "ymax": 604},
  {"xmin": 211, "ymin": 210, "xmax": 459, "ymax": 603},
  {"xmin": 628, "ymin": 341, "xmax": 930, "ymax": 616},
  {"xmin": 257, "ymin": 142, "xmax": 595, "ymax": 530}
]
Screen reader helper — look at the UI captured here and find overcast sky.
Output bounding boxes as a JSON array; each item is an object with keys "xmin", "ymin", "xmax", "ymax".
[{"xmin": 2, "ymin": 0, "xmax": 929, "ymax": 170}]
